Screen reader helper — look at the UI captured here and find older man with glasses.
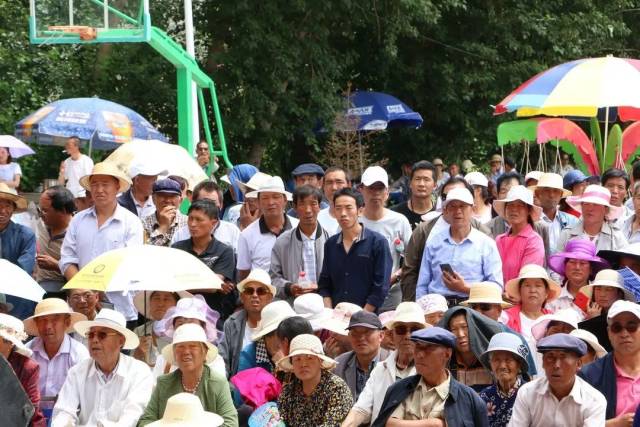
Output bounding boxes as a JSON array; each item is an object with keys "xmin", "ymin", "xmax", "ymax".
[{"xmin": 579, "ymin": 300, "xmax": 640, "ymax": 426}]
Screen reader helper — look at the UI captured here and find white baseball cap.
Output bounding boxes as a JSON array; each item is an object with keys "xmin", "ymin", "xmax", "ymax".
[
  {"xmin": 464, "ymin": 171, "xmax": 488, "ymax": 187},
  {"xmin": 442, "ymin": 187, "xmax": 473, "ymax": 208},
  {"xmin": 607, "ymin": 300, "xmax": 640, "ymax": 323},
  {"xmin": 361, "ymin": 166, "xmax": 388, "ymax": 187}
]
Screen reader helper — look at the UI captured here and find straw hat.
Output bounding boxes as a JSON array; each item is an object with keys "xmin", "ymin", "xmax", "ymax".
[
  {"xmin": 252, "ymin": 301, "xmax": 297, "ymax": 341},
  {"xmin": 461, "ymin": 282, "xmax": 513, "ymax": 309},
  {"xmin": 566, "ymin": 185, "xmax": 623, "ymax": 220},
  {"xmin": 293, "ymin": 293, "xmax": 332, "ymax": 332},
  {"xmin": 548, "ymin": 239, "xmax": 609, "ymax": 277},
  {"xmin": 0, "ymin": 183, "xmax": 27, "ymax": 212},
  {"xmin": 74, "ymin": 309, "xmax": 140, "ymax": 350},
  {"xmin": 492, "ymin": 185, "xmax": 542, "ymax": 220},
  {"xmin": 578, "ymin": 269, "xmax": 636, "ymax": 302},
  {"xmin": 479, "ymin": 332, "xmax": 529, "ymax": 374},
  {"xmin": 236, "ymin": 269, "xmax": 277, "ymax": 296},
  {"xmin": 0, "ymin": 313, "xmax": 32, "ymax": 357},
  {"xmin": 133, "ymin": 291, "xmax": 192, "ymax": 319},
  {"xmin": 570, "ymin": 329, "xmax": 607, "ymax": 359},
  {"xmin": 147, "ymin": 393, "xmax": 223, "ymax": 427},
  {"xmin": 23, "ymin": 298, "xmax": 87, "ymax": 336},
  {"xmin": 505, "ymin": 264, "xmax": 562, "ymax": 303},
  {"xmin": 322, "ymin": 302, "xmax": 363, "ymax": 335},
  {"xmin": 531, "ymin": 309, "xmax": 580, "ymax": 341},
  {"xmin": 277, "ymin": 334, "xmax": 336, "ymax": 371},
  {"xmin": 490, "ymin": 154, "xmax": 503, "ymax": 163},
  {"xmin": 237, "ymin": 172, "xmax": 272, "ymax": 195},
  {"xmin": 161, "ymin": 323, "xmax": 218, "ymax": 365},
  {"xmin": 385, "ymin": 302, "xmax": 428, "ymax": 330},
  {"xmin": 416, "ymin": 294, "xmax": 448, "ymax": 315},
  {"xmin": 245, "ymin": 176, "xmax": 292, "ymax": 201},
  {"xmin": 528, "ymin": 173, "xmax": 572, "ymax": 198},
  {"xmin": 79, "ymin": 162, "xmax": 132, "ymax": 193}
]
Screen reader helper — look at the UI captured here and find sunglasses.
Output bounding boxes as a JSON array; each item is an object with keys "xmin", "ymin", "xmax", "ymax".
[
  {"xmin": 242, "ymin": 287, "xmax": 270, "ymax": 296},
  {"xmin": 610, "ymin": 321, "xmax": 640, "ymax": 334},
  {"xmin": 86, "ymin": 331, "xmax": 120, "ymax": 341},
  {"xmin": 394, "ymin": 325, "xmax": 422, "ymax": 335},
  {"xmin": 471, "ymin": 303, "xmax": 495, "ymax": 312}
]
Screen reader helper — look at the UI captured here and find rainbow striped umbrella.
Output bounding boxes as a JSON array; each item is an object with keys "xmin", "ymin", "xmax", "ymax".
[{"xmin": 495, "ymin": 56, "xmax": 640, "ymax": 120}]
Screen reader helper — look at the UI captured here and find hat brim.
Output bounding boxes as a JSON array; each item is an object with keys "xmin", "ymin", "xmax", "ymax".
[
  {"xmin": 492, "ymin": 198, "xmax": 543, "ymax": 220},
  {"xmin": 245, "ymin": 188, "xmax": 292, "ymax": 201},
  {"xmin": 566, "ymin": 196, "xmax": 623, "ymax": 220},
  {"xmin": 133, "ymin": 291, "xmax": 193, "ymax": 319},
  {"xmin": 24, "ymin": 310, "xmax": 87, "ymax": 337},
  {"xmin": 386, "ymin": 314, "xmax": 428, "ymax": 330},
  {"xmin": 505, "ymin": 276, "xmax": 562, "ymax": 303},
  {"xmin": 307, "ymin": 309, "xmax": 334, "ymax": 331},
  {"xmin": 0, "ymin": 330, "xmax": 32, "ymax": 357},
  {"xmin": 251, "ymin": 314, "xmax": 296, "ymax": 341},
  {"xmin": 79, "ymin": 173, "xmax": 131, "ymax": 194},
  {"xmin": 321, "ymin": 318, "xmax": 350, "ymax": 336},
  {"xmin": 548, "ymin": 252, "xmax": 609, "ymax": 277},
  {"xmin": 147, "ymin": 411, "xmax": 224, "ymax": 427},
  {"xmin": 597, "ymin": 248, "xmax": 640, "ymax": 266},
  {"xmin": 236, "ymin": 277, "xmax": 277, "ymax": 297},
  {"xmin": 479, "ymin": 346, "xmax": 528, "ymax": 374},
  {"xmin": 579, "ymin": 338, "xmax": 608, "ymax": 358},
  {"xmin": 74, "ymin": 319, "xmax": 140, "ymax": 350},
  {"xmin": 161, "ymin": 340, "xmax": 218, "ymax": 365},
  {"xmin": 277, "ymin": 349, "xmax": 336, "ymax": 371},
  {"xmin": 528, "ymin": 185, "xmax": 572, "ymax": 198},
  {"xmin": 460, "ymin": 298, "xmax": 513, "ymax": 309},
  {"xmin": 0, "ymin": 191, "xmax": 27, "ymax": 212}
]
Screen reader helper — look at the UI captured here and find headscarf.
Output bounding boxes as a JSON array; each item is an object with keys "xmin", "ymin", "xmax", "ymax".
[{"xmin": 227, "ymin": 164, "xmax": 258, "ymax": 202}]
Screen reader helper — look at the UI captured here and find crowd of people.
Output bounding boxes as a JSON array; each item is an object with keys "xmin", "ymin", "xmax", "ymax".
[{"xmin": 2, "ymin": 141, "xmax": 640, "ymax": 426}]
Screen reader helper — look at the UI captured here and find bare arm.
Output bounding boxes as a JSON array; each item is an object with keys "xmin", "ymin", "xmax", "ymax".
[{"xmin": 386, "ymin": 419, "xmax": 445, "ymax": 427}]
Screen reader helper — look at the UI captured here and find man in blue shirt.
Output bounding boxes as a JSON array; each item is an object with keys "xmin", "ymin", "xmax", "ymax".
[
  {"xmin": 0, "ymin": 183, "xmax": 36, "ymax": 318},
  {"xmin": 318, "ymin": 188, "xmax": 392, "ymax": 312},
  {"xmin": 416, "ymin": 187, "xmax": 502, "ymax": 306}
]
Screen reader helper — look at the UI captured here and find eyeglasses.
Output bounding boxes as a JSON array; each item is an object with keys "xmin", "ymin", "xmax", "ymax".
[
  {"xmin": 242, "ymin": 287, "xmax": 270, "ymax": 296},
  {"xmin": 610, "ymin": 321, "xmax": 640, "ymax": 334},
  {"xmin": 86, "ymin": 331, "xmax": 120, "ymax": 341},
  {"xmin": 393, "ymin": 325, "xmax": 422, "ymax": 335},
  {"xmin": 471, "ymin": 303, "xmax": 495, "ymax": 312},
  {"xmin": 70, "ymin": 292, "xmax": 97, "ymax": 302}
]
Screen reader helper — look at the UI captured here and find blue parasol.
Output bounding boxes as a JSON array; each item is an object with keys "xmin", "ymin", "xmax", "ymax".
[{"xmin": 343, "ymin": 91, "xmax": 423, "ymax": 131}]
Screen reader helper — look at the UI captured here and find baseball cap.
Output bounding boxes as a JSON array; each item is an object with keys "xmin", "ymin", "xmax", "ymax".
[
  {"xmin": 607, "ymin": 300, "xmax": 640, "ymax": 323},
  {"xmin": 291, "ymin": 163, "xmax": 324, "ymax": 177},
  {"xmin": 442, "ymin": 187, "xmax": 473, "ymax": 208},
  {"xmin": 361, "ymin": 166, "xmax": 388, "ymax": 188},
  {"xmin": 346, "ymin": 311, "xmax": 382, "ymax": 330}
]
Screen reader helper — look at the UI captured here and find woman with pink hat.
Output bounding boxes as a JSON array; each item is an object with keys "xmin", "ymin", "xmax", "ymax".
[
  {"xmin": 546, "ymin": 238, "xmax": 610, "ymax": 318},
  {"xmin": 556, "ymin": 185, "xmax": 627, "ymax": 253},
  {"xmin": 493, "ymin": 185, "xmax": 545, "ymax": 283}
]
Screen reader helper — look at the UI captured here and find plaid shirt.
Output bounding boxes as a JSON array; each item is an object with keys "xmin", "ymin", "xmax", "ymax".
[{"xmin": 142, "ymin": 212, "xmax": 188, "ymax": 247}]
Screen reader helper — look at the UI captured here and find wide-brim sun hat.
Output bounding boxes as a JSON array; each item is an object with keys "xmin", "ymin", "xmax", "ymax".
[
  {"xmin": 79, "ymin": 161, "xmax": 132, "ymax": 193},
  {"xmin": 417, "ymin": 294, "xmax": 448, "ymax": 315},
  {"xmin": 386, "ymin": 302, "xmax": 428, "ymax": 330},
  {"xmin": 23, "ymin": 298, "xmax": 87, "ymax": 336},
  {"xmin": 133, "ymin": 291, "xmax": 193, "ymax": 319},
  {"xmin": 237, "ymin": 172, "xmax": 273, "ymax": 195},
  {"xmin": 252, "ymin": 300, "xmax": 297, "ymax": 341},
  {"xmin": 0, "ymin": 313, "xmax": 32, "ymax": 357},
  {"xmin": 548, "ymin": 238, "xmax": 610, "ymax": 277},
  {"xmin": 479, "ymin": 332, "xmax": 529, "ymax": 374},
  {"xmin": 570, "ymin": 329, "xmax": 607, "ymax": 358},
  {"xmin": 566, "ymin": 184, "xmax": 623, "ymax": 220},
  {"xmin": 74, "ymin": 308, "xmax": 140, "ymax": 350},
  {"xmin": 0, "ymin": 183, "xmax": 28, "ymax": 212},
  {"xmin": 461, "ymin": 282, "xmax": 513, "ymax": 309},
  {"xmin": 245, "ymin": 176, "xmax": 292, "ymax": 201},
  {"xmin": 505, "ymin": 264, "xmax": 562, "ymax": 303},
  {"xmin": 158, "ymin": 295, "xmax": 219, "ymax": 343},
  {"xmin": 598, "ymin": 243, "xmax": 640, "ymax": 267},
  {"xmin": 322, "ymin": 302, "xmax": 363, "ymax": 335},
  {"xmin": 293, "ymin": 293, "xmax": 333, "ymax": 332},
  {"xmin": 492, "ymin": 185, "xmax": 542, "ymax": 220},
  {"xmin": 277, "ymin": 333, "xmax": 337, "ymax": 371},
  {"xmin": 236, "ymin": 269, "xmax": 277, "ymax": 297},
  {"xmin": 528, "ymin": 172, "xmax": 572, "ymax": 198},
  {"xmin": 161, "ymin": 323, "xmax": 218, "ymax": 365},
  {"xmin": 147, "ymin": 392, "xmax": 223, "ymax": 427},
  {"xmin": 577, "ymin": 269, "xmax": 636, "ymax": 302},
  {"xmin": 378, "ymin": 310, "xmax": 396, "ymax": 329},
  {"xmin": 530, "ymin": 309, "xmax": 580, "ymax": 341}
]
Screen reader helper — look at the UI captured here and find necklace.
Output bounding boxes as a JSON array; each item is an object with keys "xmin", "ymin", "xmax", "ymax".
[{"xmin": 181, "ymin": 371, "xmax": 203, "ymax": 394}]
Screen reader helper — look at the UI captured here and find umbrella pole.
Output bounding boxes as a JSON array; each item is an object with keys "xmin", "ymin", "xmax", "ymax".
[
  {"xmin": 603, "ymin": 106, "xmax": 610, "ymax": 171},
  {"xmin": 358, "ymin": 132, "xmax": 363, "ymax": 176}
]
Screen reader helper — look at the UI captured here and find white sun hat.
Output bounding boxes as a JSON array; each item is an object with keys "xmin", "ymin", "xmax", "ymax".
[
  {"xmin": 277, "ymin": 334, "xmax": 337, "ymax": 371},
  {"xmin": 237, "ymin": 172, "xmax": 273, "ymax": 196},
  {"xmin": 578, "ymin": 269, "xmax": 636, "ymax": 303},
  {"xmin": 74, "ymin": 308, "xmax": 140, "ymax": 350},
  {"xmin": 531, "ymin": 309, "xmax": 580, "ymax": 341},
  {"xmin": 252, "ymin": 300, "xmax": 297, "ymax": 341},
  {"xmin": 293, "ymin": 293, "xmax": 332, "ymax": 332},
  {"xmin": 385, "ymin": 302, "xmax": 428, "ymax": 330},
  {"xmin": 492, "ymin": 185, "xmax": 542, "ymax": 219},
  {"xmin": 570, "ymin": 329, "xmax": 607, "ymax": 359},
  {"xmin": 161, "ymin": 323, "xmax": 218, "ymax": 365},
  {"xmin": 566, "ymin": 184, "xmax": 623, "ymax": 220},
  {"xmin": 236, "ymin": 269, "xmax": 277, "ymax": 296},
  {"xmin": 416, "ymin": 294, "xmax": 448, "ymax": 315},
  {"xmin": 322, "ymin": 302, "xmax": 363, "ymax": 335},
  {"xmin": 464, "ymin": 171, "xmax": 488, "ymax": 188},
  {"xmin": 528, "ymin": 172, "xmax": 572, "ymax": 198},
  {"xmin": 0, "ymin": 313, "xmax": 32, "ymax": 357},
  {"xmin": 147, "ymin": 393, "xmax": 223, "ymax": 427},
  {"xmin": 245, "ymin": 176, "xmax": 292, "ymax": 201}
]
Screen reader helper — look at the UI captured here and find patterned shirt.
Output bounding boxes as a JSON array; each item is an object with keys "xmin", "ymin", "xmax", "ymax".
[
  {"xmin": 142, "ymin": 211, "xmax": 188, "ymax": 247},
  {"xmin": 278, "ymin": 370, "xmax": 353, "ymax": 426},
  {"xmin": 479, "ymin": 377, "xmax": 523, "ymax": 427}
]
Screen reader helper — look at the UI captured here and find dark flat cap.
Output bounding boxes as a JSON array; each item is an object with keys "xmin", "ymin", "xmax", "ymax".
[
  {"xmin": 536, "ymin": 333, "xmax": 587, "ymax": 357},
  {"xmin": 152, "ymin": 178, "xmax": 182, "ymax": 195},
  {"xmin": 291, "ymin": 163, "xmax": 324, "ymax": 177},
  {"xmin": 410, "ymin": 326, "xmax": 456, "ymax": 349},
  {"xmin": 347, "ymin": 311, "xmax": 382, "ymax": 330}
]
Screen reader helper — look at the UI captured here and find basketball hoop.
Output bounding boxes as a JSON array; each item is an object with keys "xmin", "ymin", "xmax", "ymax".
[{"xmin": 48, "ymin": 26, "xmax": 98, "ymax": 41}]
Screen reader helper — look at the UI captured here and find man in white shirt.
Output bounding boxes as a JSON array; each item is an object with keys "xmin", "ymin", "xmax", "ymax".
[
  {"xmin": 317, "ymin": 166, "xmax": 351, "ymax": 235},
  {"xmin": 58, "ymin": 137, "xmax": 93, "ymax": 196},
  {"xmin": 52, "ymin": 309, "xmax": 154, "ymax": 427},
  {"xmin": 59, "ymin": 162, "xmax": 144, "ymax": 327},
  {"xmin": 509, "ymin": 333, "xmax": 606, "ymax": 427}
]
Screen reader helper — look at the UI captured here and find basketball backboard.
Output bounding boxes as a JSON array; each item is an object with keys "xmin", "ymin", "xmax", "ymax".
[{"xmin": 29, "ymin": 0, "xmax": 151, "ymax": 45}]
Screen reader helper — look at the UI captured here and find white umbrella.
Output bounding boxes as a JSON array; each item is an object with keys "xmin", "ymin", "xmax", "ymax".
[
  {"xmin": 104, "ymin": 139, "xmax": 208, "ymax": 190},
  {"xmin": 0, "ymin": 259, "xmax": 46, "ymax": 302},
  {"xmin": 0, "ymin": 135, "xmax": 35, "ymax": 158},
  {"xmin": 62, "ymin": 245, "xmax": 223, "ymax": 294}
]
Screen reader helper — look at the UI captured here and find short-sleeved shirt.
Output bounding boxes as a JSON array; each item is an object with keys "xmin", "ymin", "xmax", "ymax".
[
  {"xmin": 390, "ymin": 375, "xmax": 450, "ymax": 420},
  {"xmin": 615, "ymin": 361, "xmax": 640, "ymax": 417},
  {"xmin": 0, "ymin": 162, "xmax": 22, "ymax": 182},
  {"xmin": 34, "ymin": 219, "xmax": 66, "ymax": 284},
  {"xmin": 236, "ymin": 215, "xmax": 298, "ymax": 271},
  {"xmin": 360, "ymin": 209, "xmax": 412, "ymax": 271},
  {"xmin": 62, "ymin": 155, "xmax": 93, "ymax": 195},
  {"xmin": 391, "ymin": 201, "xmax": 433, "ymax": 230}
]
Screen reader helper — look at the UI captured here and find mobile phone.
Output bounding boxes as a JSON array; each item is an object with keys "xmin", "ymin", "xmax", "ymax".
[{"xmin": 440, "ymin": 263, "xmax": 454, "ymax": 275}]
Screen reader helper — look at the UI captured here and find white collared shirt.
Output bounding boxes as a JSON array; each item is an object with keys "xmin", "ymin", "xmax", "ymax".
[
  {"xmin": 52, "ymin": 354, "xmax": 154, "ymax": 427},
  {"xmin": 508, "ymin": 375, "xmax": 606, "ymax": 427},
  {"xmin": 26, "ymin": 334, "xmax": 90, "ymax": 397},
  {"xmin": 134, "ymin": 194, "xmax": 156, "ymax": 219},
  {"xmin": 59, "ymin": 204, "xmax": 144, "ymax": 320}
]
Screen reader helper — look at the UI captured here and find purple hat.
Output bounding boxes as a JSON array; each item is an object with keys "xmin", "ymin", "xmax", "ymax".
[{"xmin": 548, "ymin": 239, "xmax": 610, "ymax": 277}]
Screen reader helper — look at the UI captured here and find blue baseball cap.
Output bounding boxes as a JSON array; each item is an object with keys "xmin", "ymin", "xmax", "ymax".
[
  {"xmin": 536, "ymin": 333, "xmax": 587, "ymax": 357},
  {"xmin": 563, "ymin": 169, "xmax": 587, "ymax": 190},
  {"xmin": 291, "ymin": 163, "xmax": 324, "ymax": 177},
  {"xmin": 152, "ymin": 178, "xmax": 182, "ymax": 196},
  {"xmin": 410, "ymin": 326, "xmax": 456, "ymax": 349}
]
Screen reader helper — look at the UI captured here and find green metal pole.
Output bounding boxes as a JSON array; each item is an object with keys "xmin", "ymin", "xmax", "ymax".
[
  {"xmin": 177, "ymin": 67, "xmax": 195, "ymax": 155},
  {"xmin": 209, "ymin": 82, "xmax": 232, "ymax": 169}
]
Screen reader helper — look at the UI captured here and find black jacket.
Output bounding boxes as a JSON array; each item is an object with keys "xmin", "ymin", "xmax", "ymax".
[
  {"xmin": 578, "ymin": 352, "xmax": 617, "ymax": 419},
  {"xmin": 117, "ymin": 189, "xmax": 138, "ymax": 216}
]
